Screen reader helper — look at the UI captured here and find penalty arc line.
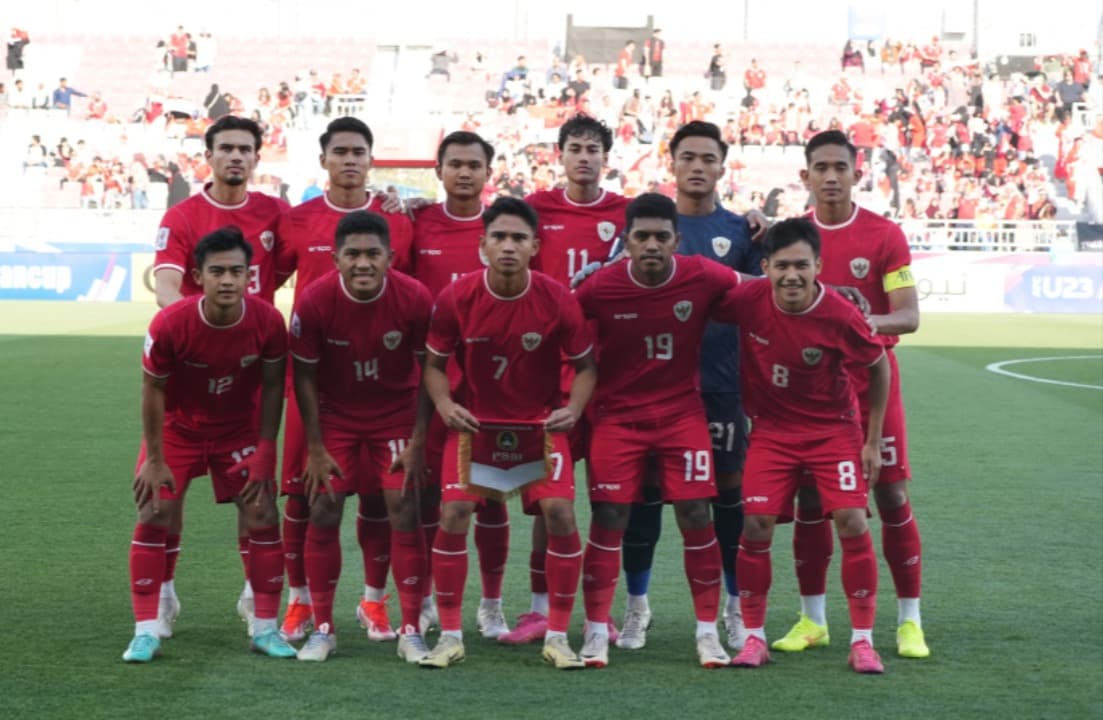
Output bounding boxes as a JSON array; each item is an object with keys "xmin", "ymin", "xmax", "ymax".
[{"xmin": 984, "ymin": 355, "xmax": 1103, "ymax": 391}]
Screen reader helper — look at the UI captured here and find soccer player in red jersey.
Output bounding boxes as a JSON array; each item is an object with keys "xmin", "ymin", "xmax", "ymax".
[
  {"xmin": 274, "ymin": 117, "xmax": 415, "ymax": 643},
  {"xmin": 288, "ymin": 211, "xmax": 433, "ymax": 663},
  {"xmin": 496, "ymin": 115, "xmax": 629, "ymax": 645},
  {"xmin": 574, "ymin": 193, "xmax": 746, "ymax": 669},
  {"xmin": 418, "ymin": 197, "xmax": 596, "ymax": 670},
  {"xmin": 151, "ymin": 115, "xmax": 288, "ymax": 637},
  {"xmin": 407, "ymin": 131, "xmax": 514, "ymax": 639},
  {"xmin": 715, "ymin": 218, "xmax": 891, "ymax": 674},
  {"xmin": 774, "ymin": 130, "xmax": 928, "ymax": 660},
  {"xmin": 123, "ymin": 227, "xmax": 293, "ymax": 663}
]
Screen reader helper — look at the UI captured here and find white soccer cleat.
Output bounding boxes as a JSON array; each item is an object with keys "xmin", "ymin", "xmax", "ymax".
[
  {"xmin": 236, "ymin": 592, "xmax": 256, "ymax": 638},
  {"xmin": 297, "ymin": 624, "xmax": 337, "ymax": 662},
  {"xmin": 615, "ymin": 607, "xmax": 653, "ymax": 650},
  {"xmin": 723, "ymin": 606, "xmax": 748, "ymax": 651},
  {"xmin": 155, "ymin": 594, "xmax": 181, "ymax": 639},
  {"xmin": 580, "ymin": 631, "xmax": 609, "ymax": 668},
  {"xmin": 397, "ymin": 632, "xmax": 431, "ymax": 664},
  {"xmin": 476, "ymin": 604, "xmax": 510, "ymax": 639},
  {"xmin": 696, "ymin": 633, "xmax": 731, "ymax": 668}
]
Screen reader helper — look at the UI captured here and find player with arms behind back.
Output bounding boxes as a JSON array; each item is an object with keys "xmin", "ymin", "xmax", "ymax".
[
  {"xmin": 774, "ymin": 130, "xmax": 928, "ymax": 660},
  {"xmin": 123, "ymin": 227, "xmax": 293, "ymax": 663},
  {"xmin": 711, "ymin": 218, "xmax": 891, "ymax": 674}
]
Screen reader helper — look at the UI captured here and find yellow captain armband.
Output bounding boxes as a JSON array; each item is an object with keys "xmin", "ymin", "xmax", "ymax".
[{"xmin": 883, "ymin": 265, "xmax": 916, "ymax": 292}]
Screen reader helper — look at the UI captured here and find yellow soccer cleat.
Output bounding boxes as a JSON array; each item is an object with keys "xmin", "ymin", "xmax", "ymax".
[
  {"xmin": 419, "ymin": 634, "xmax": 466, "ymax": 669},
  {"xmin": 771, "ymin": 613, "xmax": 829, "ymax": 652},
  {"xmin": 896, "ymin": 620, "xmax": 930, "ymax": 658},
  {"xmin": 541, "ymin": 635, "xmax": 585, "ymax": 670}
]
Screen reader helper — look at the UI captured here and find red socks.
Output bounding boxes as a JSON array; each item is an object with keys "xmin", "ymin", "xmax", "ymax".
[
  {"xmin": 545, "ymin": 532, "xmax": 582, "ymax": 633},
  {"xmin": 474, "ymin": 501, "xmax": 509, "ymax": 601},
  {"xmin": 130, "ymin": 523, "xmax": 167, "ymax": 622},
  {"xmin": 419, "ymin": 503, "xmax": 440, "ymax": 599},
  {"xmin": 880, "ymin": 500, "xmax": 922, "ymax": 599},
  {"xmin": 237, "ymin": 535, "xmax": 250, "ymax": 578},
  {"xmin": 735, "ymin": 536, "xmax": 772, "ymax": 629},
  {"xmin": 581, "ymin": 524, "xmax": 622, "ymax": 624},
  {"xmin": 391, "ymin": 529, "xmax": 425, "ymax": 633},
  {"xmin": 840, "ymin": 532, "xmax": 878, "ymax": 630},
  {"xmin": 793, "ymin": 506, "xmax": 833, "ymax": 596},
  {"xmin": 681, "ymin": 525, "xmax": 721, "ymax": 623},
  {"xmin": 530, "ymin": 548, "xmax": 548, "ymax": 595},
  {"xmin": 248, "ymin": 526, "xmax": 284, "ymax": 620},
  {"xmin": 432, "ymin": 530, "xmax": 468, "ymax": 632},
  {"xmin": 357, "ymin": 495, "xmax": 391, "ymax": 590},
  {"xmin": 282, "ymin": 494, "xmax": 309, "ymax": 589},
  {"xmin": 163, "ymin": 533, "xmax": 181, "ymax": 582},
  {"xmin": 305, "ymin": 524, "xmax": 341, "ymax": 629}
]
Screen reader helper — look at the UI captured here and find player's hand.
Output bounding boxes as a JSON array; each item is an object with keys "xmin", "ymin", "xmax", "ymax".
[
  {"xmin": 570, "ymin": 261, "xmax": 604, "ymax": 289},
  {"xmin": 834, "ymin": 285, "xmax": 871, "ymax": 316},
  {"xmin": 402, "ymin": 196, "xmax": 432, "ymax": 219},
  {"xmin": 133, "ymin": 458, "xmax": 176, "ymax": 513},
  {"xmin": 439, "ymin": 401, "xmax": 480, "ymax": 434},
  {"xmin": 380, "ymin": 190, "xmax": 405, "ymax": 214},
  {"xmin": 229, "ymin": 439, "xmax": 277, "ymax": 507},
  {"xmin": 390, "ymin": 440, "xmax": 428, "ymax": 498},
  {"xmin": 746, "ymin": 208, "xmax": 770, "ymax": 241},
  {"xmin": 304, "ymin": 448, "xmax": 342, "ymax": 506},
  {"xmin": 861, "ymin": 442, "xmax": 883, "ymax": 487},
  {"xmin": 544, "ymin": 407, "xmax": 579, "ymax": 433}
]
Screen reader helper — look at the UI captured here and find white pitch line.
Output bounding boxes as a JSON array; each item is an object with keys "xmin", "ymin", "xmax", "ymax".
[{"xmin": 985, "ymin": 355, "xmax": 1103, "ymax": 391}]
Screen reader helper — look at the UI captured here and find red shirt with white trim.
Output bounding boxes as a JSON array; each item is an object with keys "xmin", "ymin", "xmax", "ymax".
[
  {"xmin": 426, "ymin": 270, "xmax": 591, "ymax": 422},
  {"xmin": 408, "ymin": 202, "xmax": 485, "ymax": 299},
  {"xmin": 154, "ymin": 185, "xmax": 288, "ymax": 303},
  {"xmin": 289, "ymin": 269, "xmax": 431, "ymax": 433},
  {"xmin": 526, "ymin": 188, "xmax": 629, "ymax": 286},
  {"xmin": 142, "ymin": 295, "xmax": 287, "ymax": 436}
]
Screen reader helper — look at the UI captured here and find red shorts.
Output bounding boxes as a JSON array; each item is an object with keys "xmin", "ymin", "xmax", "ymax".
[
  {"xmin": 280, "ymin": 383, "xmax": 306, "ymax": 495},
  {"xmin": 317, "ymin": 424, "xmax": 408, "ymax": 496},
  {"xmin": 743, "ymin": 429, "xmax": 870, "ymax": 518},
  {"xmin": 853, "ymin": 350, "xmax": 910, "ymax": 484},
  {"xmin": 441, "ymin": 430, "xmax": 574, "ymax": 515},
  {"xmin": 568, "ymin": 413, "xmax": 592, "ymax": 465},
  {"xmin": 135, "ymin": 423, "xmax": 257, "ymax": 504},
  {"xmin": 587, "ymin": 413, "xmax": 716, "ymax": 505}
]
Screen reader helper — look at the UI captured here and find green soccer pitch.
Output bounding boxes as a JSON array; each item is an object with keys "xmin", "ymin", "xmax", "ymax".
[{"xmin": 1, "ymin": 306, "xmax": 1100, "ymax": 719}]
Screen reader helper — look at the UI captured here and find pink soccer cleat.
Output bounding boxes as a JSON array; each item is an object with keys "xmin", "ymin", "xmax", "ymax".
[
  {"xmin": 848, "ymin": 639, "xmax": 885, "ymax": 674},
  {"xmin": 498, "ymin": 612, "xmax": 549, "ymax": 644},
  {"xmin": 732, "ymin": 635, "xmax": 772, "ymax": 668}
]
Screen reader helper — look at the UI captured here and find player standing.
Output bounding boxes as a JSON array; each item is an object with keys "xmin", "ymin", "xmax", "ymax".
[
  {"xmin": 123, "ymin": 227, "xmax": 293, "ymax": 662},
  {"xmin": 717, "ymin": 217, "xmax": 891, "ymax": 674},
  {"xmin": 418, "ymin": 197, "xmax": 596, "ymax": 669},
  {"xmin": 288, "ymin": 211, "xmax": 433, "ymax": 663},
  {"xmin": 772, "ymin": 130, "xmax": 928, "ymax": 659},
  {"xmin": 614, "ymin": 121, "xmax": 764, "ymax": 652},
  {"xmin": 151, "ymin": 115, "xmax": 288, "ymax": 638},
  {"xmin": 407, "ymin": 131, "xmax": 513, "ymax": 639},
  {"xmin": 495, "ymin": 114, "xmax": 629, "ymax": 645},
  {"xmin": 574, "ymin": 193, "xmax": 743, "ymax": 669},
  {"xmin": 274, "ymin": 117, "xmax": 415, "ymax": 644}
]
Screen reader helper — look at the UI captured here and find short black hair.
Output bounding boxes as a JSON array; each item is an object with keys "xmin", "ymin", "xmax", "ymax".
[
  {"xmin": 482, "ymin": 196, "xmax": 538, "ymax": 234},
  {"xmin": 804, "ymin": 129, "xmax": 857, "ymax": 165},
  {"xmin": 437, "ymin": 130, "xmax": 494, "ymax": 166},
  {"xmin": 669, "ymin": 121, "xmax": 728, "ymax": 160},
  {"xmin": 319, "ymin": 116, "xmax": 373, "ymax": 153},
  {"xmin": 625, "ymin": 192, "xmax": 678, "ymax": 234},
  {"xmin": 194, "ymin": 226, "xmax": 253, "ymax": 269},
  {"xmin": 557, "ymin": 114, "xmax": 613, "ymax": 152},
  {"xmin": 204, "ymin": 115, "xmax": 263, "ymax": 152},
  {"xmin": 335, "ymin": 210, "xmax": 391, "ymax": 250},
  {"xmin": 761, "ymin": 217, "xmax": 820, "ymax": 258}
]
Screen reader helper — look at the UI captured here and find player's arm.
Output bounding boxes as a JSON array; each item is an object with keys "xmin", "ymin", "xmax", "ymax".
[
  {"xmin": 546, "ymin": 352, "xmax": 596, "ymax": 433},
  {"xmin": 154, "ymin": 269, "xmax": 185, "ymax": 308},
  {"xmin": 871, "ymin": 283, "xmax": 920, "ymax": 336},
  {"xmin": 236, "ymin": 355, "xmax": 286, "ymax": 506},
  {"xmin": 134, "ymin": 372, "xmax": 175, "ymax": 512},
  {"xmin": 292, "ymin": 357, "xmax": 341, "ymax": 505},
  {"xmin": 423, "ymin": 351, "xmax": 479, "ymax": 433},
  {"xmin": 861, "ymin": 352, "xmax": 891, "ymax": 486}
]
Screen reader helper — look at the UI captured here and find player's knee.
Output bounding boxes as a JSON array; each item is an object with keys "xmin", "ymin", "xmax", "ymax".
[
  {"xmin": 307, "ymin": 494, "xmax": 343, "ymax": 528},
  {"xmin": 440, "ymin": 502, "xmax": 473, "ymax": 533},
  {"xmin": 873, "ymin": 481, "xmax": 909, "ymax": 512},
  {"xmin": 541, "ymin": 500, "xmax": 576, "ymax": 536},
  {"xmin": 833, "ymin": 509, "xmax": 869, "ymax": 538},
  {"xmin": 741, "ymin": 514, "xmax": 774, "ymax": 542},
  {"xmin": 673, "ymin": 499, "xmax": 711, "ymax": 530},
  {"xmin": 385, "ymin": 494, "xmax": 418, "ymax": 532},
  {"xmin": 137, "ymin": 501, "xmax": 175, "ymax": 526},
  {"xmin": 245, "ymin": 498, "xmax": 281, "ymax": 528},
  {"xmin": 591, "ymin": 501, "xmax": 630, "ymax": 531}
]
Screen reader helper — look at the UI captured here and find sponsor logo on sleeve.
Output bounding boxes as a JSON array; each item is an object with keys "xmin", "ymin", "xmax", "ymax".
[
  {"xmin": 155, "ymin": 228, "xmax": 170, "ymax": 251},
  {"xmin": 144, "ymin": 332, "xmax": 154, "ymax": 357},
  {"xmin": 290, "ymin": 312, "xmax": 301, "ymax": 338},
  {"xmin": 240, "ymin": 354, "xmax": 259, "ymax": 367}
]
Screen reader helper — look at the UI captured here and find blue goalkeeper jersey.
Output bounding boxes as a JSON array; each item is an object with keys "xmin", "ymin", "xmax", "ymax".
[{"xmin": 676, "ymin": 206, "xmax": 763, "ymax": 394}]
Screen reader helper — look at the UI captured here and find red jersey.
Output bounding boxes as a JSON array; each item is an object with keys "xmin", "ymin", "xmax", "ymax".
[
  {"xmin": 275, "ymin": 193, "xmax": 414, "ymax": 301},
  {"xmin": 714, "ymin": 280, "xmax": 884, "ymax": 435},
  {"xmin": 526, "ymin": 188, "xmax": 628, "ymax": 286},
  {"xmin": 426, "ymin": 270, "xmax": 591, "ymax": 422},
  {"xmin": 142, "ymin": 295, "xmax": 287, "ymax": 437},
  {"xmin": 408, "ymin": 202, "xmax": 486, "ymax": 298},
  {"xmin": 809, "ymin": 205, "xmax": 913, "ymax": 348},
  {"xmin": 154, "ymin": 185, "xmax": 288, "ymax": 303},
  {"xmin": 289, "ymin": 269, "xmax": 432, "ymax": 433},
  {"xmin": 575, "ymin": 255, "xmax": 740, "ymax": 424}
]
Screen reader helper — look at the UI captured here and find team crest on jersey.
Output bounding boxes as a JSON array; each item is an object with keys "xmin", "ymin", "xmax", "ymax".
[
  {"xmin": 155, "ymin": 227, "xmax": 170, "ymax": 251},
  {"xmin": 521, "ymin": 332, "xmax": 542, "ymax": 351},
  {"xmin": 259, "ymin": 231, "xmax": 275, "ymax": 252},
  {"xmin": 850, "ymin": 257, "xmax": 871, "ymax": 280},
  {"xmin": 383, "ymin": 330, "xmax": 403, "ymax": 350},
  {"xmin": 711, "ymin": 236, "xmax": 732, "ymax": 258},
  {"xmin": 673, "ymin": 300, "xmax": 693, "ymax": 322},
  {"xmin": 802, "ymin": 347, "xmax": 823, "ymax": 365},
  {"xmin": 496, "ymin": 430, "xmax": 520, "ymax": 451},
  {"xmin": 597, "ymin": 221, "xmax": 617, "ymax": 242},
  {"xmin": 241, "ymin": 354, "xmax": 259, "ymax": 367},
  {"xmin": 290, "ymin": 313, "xmax": 302, "ymax": 338}
]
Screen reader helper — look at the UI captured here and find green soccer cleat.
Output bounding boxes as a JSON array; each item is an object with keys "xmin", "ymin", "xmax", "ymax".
[
  {"xmin": 771, "ymin": 613, "xmax": 830, "ymax": 652},
  {"xmin": 251, "ymin": 628, "xmax": 298, "ymax": 658},
  {"xmin": 896, "ymin": 620, "xmax": 930, "ymax": 658},
  {"xmin": 122, "ymin": 633, "xmax": 162, "ymax": 663}
]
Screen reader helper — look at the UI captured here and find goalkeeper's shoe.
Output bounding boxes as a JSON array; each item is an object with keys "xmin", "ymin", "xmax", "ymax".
[
  {"xmin": 122, "ymin": 633, "xmax": 162, "ymax": 663},
  {"xmin": 848, "ymin": 639, "xmax": 885, "ymax": 674},
  {"xmin": 771, "ymin": 613, "xmax": 829, "ymax": 652},
  {"xmin": 896, "ymin": 620, "xmax": 930, "ymax": 658},
  {"xmin": 280, "ymin": 599, "xmax": 313, "ymax": 642},
  {"xmin": 250, "ymin": 628, "xmax": 297, "ymax": 658},
  {"xmin": 155, "ymin": 594, "xmax": 181, "ymax": 639}
]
